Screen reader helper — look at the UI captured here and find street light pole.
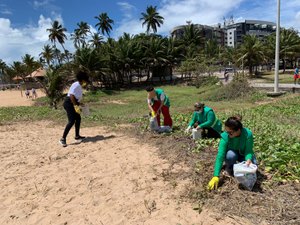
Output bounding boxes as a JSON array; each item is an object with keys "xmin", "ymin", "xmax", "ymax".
[{"xmin": 274, "ymin": 0, "xmax": 280, "ymax": 93}]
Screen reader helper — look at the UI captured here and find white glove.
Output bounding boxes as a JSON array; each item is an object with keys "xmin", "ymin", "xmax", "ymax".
[{"xmin": 185, "ymin": 126, "xmax": 192, "ymax": 133}]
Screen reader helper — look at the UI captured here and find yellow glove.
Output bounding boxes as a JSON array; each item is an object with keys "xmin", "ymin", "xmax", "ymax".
[
  {"xmin": 74, "ymin": 105, "xmax": 81, "ymax": 114},
  {"xmin": 207, "ymin": 177, "xmax": 219, "ymax": 190},
  {"xmin": 151, "ymin": 111, "xmax": 156, "ymax": 117}
]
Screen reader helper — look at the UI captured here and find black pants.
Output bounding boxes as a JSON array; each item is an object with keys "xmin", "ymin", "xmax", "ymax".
[
  {"xmin": 62, "ymin": 97, "xmax": 81, "ymax": 139},
  {"xmin": 202, "ymin": 127, "xmax": 221, "ymax": 138}
]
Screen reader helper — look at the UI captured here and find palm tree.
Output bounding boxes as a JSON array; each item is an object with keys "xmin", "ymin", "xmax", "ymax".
[
  {"xmin": 22, "ymin": 54, "xmax": 40, "ymax": 73},
  {"xmin": 71, "ymin": 21, "xmax": 90, "ymax": 48},
  {"xmin": 39, "ymin": 44, "xmax": 54, "ymax": 68},
  {"xmin": 182, "ymin": 24, "xmax": 203, "ymax": 45},
  {"xmin": 266, "ymin": 28, "xmax": 300, "ymax": 72},
  {"xmin": 0, "ymin": 59, "xmax": 7, "ymax": 84},
  {"xmin": 47, "ymin": 20, "xmax": 69, "ymax": 62},
  {"xmin": 94, "ymin": 13, "xmax": 114, "ymax": 37},
  {"xmin": 205, "ymin": 39, "xmax": 218, "ymax": 59},
  {"xmin": 89, "ymin": 33, "xmax": 104, "ymax": 48},
  {"xmin": 141, "ymin": 36, "xmax": 169, "ymax": 81},
  {"xmin": 10, "ymin": 61, "xmax": 27, "ymax": 82},
  {"xmin": 140, "ymin": 5, "xmax": 164, "ymax": 34},
  {"xmin": 0, "ymin": 59, "xmax": 7, "ymax": 76},
  {"xmin": 237, "ymin": 35, "xmax": 265, "ymax": 76},
  {"xmin": 165, "ymin": 37, "xmax": 183, "ymax": 81},
  {"xmin": 38, "ymin": 67, "xmax": 68, "ymax": 109}
]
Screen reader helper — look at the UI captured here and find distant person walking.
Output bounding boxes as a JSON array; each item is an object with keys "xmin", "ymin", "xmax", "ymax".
[
  {"xmin": 31, "ymin": 88, "xmax": 37, "ymax": 99},
  {"xmin": 25, "ymin": 89, "xmax": 30, "ymax": 98},
  {"xmin": 59, "ymin": 71, "xmax": 89, "ymax": 147},
  {"xmin": 294, "ymin": 66, "xmax": 299, "ymax": 85},
  {"xmin": 224, "ymin": 71, "xmax": 229, "ymax": 82}
]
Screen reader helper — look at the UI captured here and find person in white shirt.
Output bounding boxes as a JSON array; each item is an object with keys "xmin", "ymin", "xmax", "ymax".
[
  {"xmin": 31, "ymin": 88, "xmax": 37, "ymax": 99},
  {"xmin": 59, "ymin": 71, "xmax": 89, "ymax": 147}
]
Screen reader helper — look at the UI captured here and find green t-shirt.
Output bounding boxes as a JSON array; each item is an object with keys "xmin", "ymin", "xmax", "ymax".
[
  {"xmin": 148, "ymin": 88, "xmax": 170, "ymax": 107},
  {"xmin": 213, "ymin": 127, "xmax": 254, "ymax": 176}
]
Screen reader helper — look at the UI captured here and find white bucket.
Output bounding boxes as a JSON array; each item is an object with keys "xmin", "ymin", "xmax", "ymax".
[
  {"xmin": 81, "ymin": 105, "xmax": 90, "ymax": 116},
  {"xmin": 233, "ymin": 162, "xmax": 258, "ymax": 190},
  {"xmin": 192, "ymin": 128, "xmax": 202, "ymax": 140}
]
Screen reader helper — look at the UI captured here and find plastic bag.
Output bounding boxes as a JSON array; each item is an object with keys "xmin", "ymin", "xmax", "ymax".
[
  {"xmin": 157, "ymin": 126, "xmax": 172, "ymax": 133},
  {"xmin": 81, "ymin": 105, "xmax": 90, "ymax": 116},
  {"xmin": 192, "ymin": 128, "xmax": 202, "ymax": 140},
  {"xmin": 149, "ymin": 116, "xmax": 159, "ymax": 131},
  {"xmin": 233, "ymin": 162, "xmax": 257, "ymax": 191}
]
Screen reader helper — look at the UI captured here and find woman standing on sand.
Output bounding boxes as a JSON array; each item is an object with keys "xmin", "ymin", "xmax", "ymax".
[{"xmin": 59, "ymin": 71, "xmax": 89, "ymax": 147}]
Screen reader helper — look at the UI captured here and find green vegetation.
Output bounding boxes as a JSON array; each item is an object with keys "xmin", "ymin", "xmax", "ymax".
[
  {"xmin": 0, "ymin": 79, "xmax": 299, "ymax": 183},
  {"xmin": 0, "ymin": 106, "xmax": 64, "ymax": 124},
  {"xmin": 251, "ymin": 71, "xmax": 294, "ymax": 83}
]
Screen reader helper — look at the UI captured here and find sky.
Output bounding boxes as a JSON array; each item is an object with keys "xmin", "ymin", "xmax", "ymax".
[{"xmin": 0, "ymin": 0, "xmax": 300, "ymax": 64}]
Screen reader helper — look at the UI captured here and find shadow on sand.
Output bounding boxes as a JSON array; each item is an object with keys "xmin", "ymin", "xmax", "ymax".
[{"xmin": 82, "ymin": 135, "xmax": 116, "ymax": 143}]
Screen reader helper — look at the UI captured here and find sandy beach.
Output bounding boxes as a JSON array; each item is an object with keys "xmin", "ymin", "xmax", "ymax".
[
  {"xmin": 0, "ymin": 89, "xmax": 45, "ymax": 107},
  {"xmin": 0, "ymin": 91, "xmax": 255, "ymax": 225},
  {"xmin": 0, "ymin": 120, "xmax": 255, "ymax": 225}
]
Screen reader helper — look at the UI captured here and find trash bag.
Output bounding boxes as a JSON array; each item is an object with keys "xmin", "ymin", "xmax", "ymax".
[
  {"xmin": 157, "ymin": 126, "xmax": 172, "ymax": 133},
  {"xmin": 149, "ymin": 116, "xmax": 159, "ymax": 131},
  {"xmin": 233, "ymin": 162, "xmax": 258, "ymax": 191},
  {"xmin": 81, "ymin": 105, "xmax": 90, "ymax": 116},
  {"xmin": 192, "ymin": 128, "xmax": 202, "ymax": 140}
]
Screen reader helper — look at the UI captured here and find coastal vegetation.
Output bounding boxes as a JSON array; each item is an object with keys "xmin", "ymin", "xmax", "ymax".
[{"xmin": 0, "ymin": 5, "xmax": 300, "ymax": 224}]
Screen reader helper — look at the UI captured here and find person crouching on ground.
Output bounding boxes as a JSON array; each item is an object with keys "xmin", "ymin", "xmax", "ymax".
[
  {"xmin": 59, "ymin": 71, "xmax": 89, "ymax": 147},
  {"xmin": 146, "ymin": 86, "xmax": 172, "ymax": 127},
  {"xmin": 207, "ymin": 115, "xmax": 257, "ymax": 190},
  {"xmin": 185, "ymin": 102, "xmax": 222, "ymax": 138}
]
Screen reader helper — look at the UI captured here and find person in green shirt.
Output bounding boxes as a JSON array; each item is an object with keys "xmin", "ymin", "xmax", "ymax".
[
  {"xmin": 185, "ymin": 102, "xmax": 222, "ymax": 138},
  {"xmin": 207, "ymin": 115, "xmax": 257, "ymax": 190},
  {"xmin": 146, "ymin": 86, "xmax": 172, "ymax": 127}
]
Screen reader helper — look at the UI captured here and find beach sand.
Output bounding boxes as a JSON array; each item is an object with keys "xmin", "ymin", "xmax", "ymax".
[
  {"xmin": 0, "ymin": 89, "xmax": 45, "ymax": 107},
  {"xmin": 0, "ymin": 121, "xmax": 254, "ymax": 225}
]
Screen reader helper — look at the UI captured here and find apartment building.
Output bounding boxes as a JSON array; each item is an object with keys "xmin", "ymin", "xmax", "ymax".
[
  {"xmin": 226, "ymin": 20, "xmax": 276, "ymax": 47},
  {"xmin": 171, "ymin": 19, "xmax": 276, "ymax": 47}
]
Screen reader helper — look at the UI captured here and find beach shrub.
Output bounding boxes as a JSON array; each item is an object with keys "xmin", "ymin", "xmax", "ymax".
[{"xmin": 204, "ymin": 73, "xmax": 254, "ymax": 101}]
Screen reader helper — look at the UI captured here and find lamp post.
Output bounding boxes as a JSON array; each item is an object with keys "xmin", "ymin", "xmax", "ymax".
[{"xmin": 274, "ymin": 0, "xmax": 280, "ymax": 93}]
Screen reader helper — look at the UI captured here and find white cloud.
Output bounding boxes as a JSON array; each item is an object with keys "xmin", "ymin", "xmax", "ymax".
[
  {"xmin": 1, "ymin": 9, "xmax": 12, "ymax": 15},
  {"xmin": 32, "ymin": 0, "xmax": 61, "ymax": 14},
  {"xmin": 113, "ymin": 0, "xmax": 300, "ymax": 38},
  {"xmin": 0, "ymin": 3, "xmax": 12, "ymax": 15},
  {"xmin": 234, "ymin": 0, "xmax": 300, "ymax": 31},
  {"xmin": 114, "ymin": 19, "xmax": 144, "ymax": 38},
  {"xmin": 113, "ymin": 0, "xmax": 244, "ymax": 37},
  {"xmin": 33, "ymin": 0, "xmax": 54, "ymax": 9},
  {"xmin": 117, "ymin": 2, "xmax": 136, "ymax": 19},
  {"xmin": 0, "ymin": 15, "xmax": 73, "ymax": 64}
]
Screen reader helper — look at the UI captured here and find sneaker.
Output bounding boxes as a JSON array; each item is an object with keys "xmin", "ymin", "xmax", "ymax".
[
  {"xmin": 59, "ymin": 138, "xmax": 67, "ymax": 147},
  {"xmin": 75, "ymin": 135, "xmax": 86, "ymax": 143}
]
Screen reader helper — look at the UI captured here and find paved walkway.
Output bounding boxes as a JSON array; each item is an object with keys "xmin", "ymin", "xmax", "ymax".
[{"xmin": 250, "ymin": 82, "xmax": 300, "ymax": 89}]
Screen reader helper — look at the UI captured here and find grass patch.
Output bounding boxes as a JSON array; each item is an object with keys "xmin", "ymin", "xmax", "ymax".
[
  {"xmin": 0, "ymin": 106, "xmax": 64, "ymax": 124},
  {"xmin": 251, "ymin": 71, "xmax": 295, "ymax": 84}
]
